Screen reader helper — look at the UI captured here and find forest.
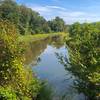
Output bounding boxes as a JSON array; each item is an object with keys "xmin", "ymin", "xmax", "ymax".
[
  {"xmin": 0, "ymin": 0, "xmax": 67, "ymax": 35},
  {"xmin": 0, "ymin": 0, "xmax": 100, "ymax": 100}
]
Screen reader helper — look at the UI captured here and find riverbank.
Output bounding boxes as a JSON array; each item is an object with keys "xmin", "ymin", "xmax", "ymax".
[
  {"xmin": 17, "ymin": 32, "xmax": 67, "ymax": 100},
  {"xmin": 18, "ymin": 32, "xmax": 67, "ymax": 43},
  {"xmin": 18, "ymin": 32, "xmax": 67, "ymax": 65},
  {"xmin": 21, "ymin": 33, "xmax": 68, "ymax": 100}
]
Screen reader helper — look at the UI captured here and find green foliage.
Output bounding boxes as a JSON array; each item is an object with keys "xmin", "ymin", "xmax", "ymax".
[
  {"xmin": 69, "ymin": 22, "xmax": 100, "ymax": 38},
  {"xmin": 48, "ymin": 16, "xmax": 67, "ymax": 32},
  {"xmin": 59, "ymin": 22, "xmax": 100, "ymax": 99},
  {"xmin": 0, "ymin": 0, "xmax": 51, "ymax": 35},
  {"xmin": 0, "ymin": 86, "xmax": 17, "ymax": 100},
  {"xmin": 0, "ymin": 0, "xmax": 67, "ymax": 35},
  {"xmin": 0, "ymin": 0, "xmax": 18, "ymax": 24},
  {"xmin": 37, "ymin": 82, "xmax": 53, "ymax": 100},
  {"xmin": 68, "ymin": 22, "xmax": 81, "ymax": 36},
  {"xmin": 0, "ymin": 20, "xmax": 41, "ymax": 99}
]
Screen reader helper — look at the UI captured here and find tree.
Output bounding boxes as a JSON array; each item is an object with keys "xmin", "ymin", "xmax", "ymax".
[
  {"xmin": 68, "ymin": 22, "xmax": 82, "ymax": 36},
  {"xmin": 0, "ymin": 0, "xmax": 19, "ymax": 24},
  {"xmin": 0, "ymin": 0, "xmax": 51, "ymax": 34},
  {"xmin": 58, "ymin": 22, "xmax": 100, "ymax": 100},
  {"xmin": 48, "ymin": 16, "xmax": 67, "ymax": 32}
]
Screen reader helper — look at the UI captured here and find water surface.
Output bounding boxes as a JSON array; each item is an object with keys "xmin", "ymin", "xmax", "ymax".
[{"xmin": 25, "ymin": 37, "xmax": 85, "ymax": 100}]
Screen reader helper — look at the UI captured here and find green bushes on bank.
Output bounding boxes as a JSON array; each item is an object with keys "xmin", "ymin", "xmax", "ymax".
[
  {"xmin": 0, "ymin": 20, "xmax": 41, "ymax": 99},
  {"xmin": 59, "ymin": 22, "xmax": 100, "ymax": 99}
]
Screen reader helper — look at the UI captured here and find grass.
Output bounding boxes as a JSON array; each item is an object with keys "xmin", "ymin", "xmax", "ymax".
[
  {"xmin": 18, "ymin": 34, "xmax": 49, "ymax": 43},
  {"xmin": 18, "ymin": 32, "xmax": 67, "ymax": 43}
]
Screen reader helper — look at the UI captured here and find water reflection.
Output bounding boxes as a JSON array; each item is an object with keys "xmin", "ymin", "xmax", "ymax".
[
  {"xmin": 24, "ymin": 36, "xmax": 85, "ymax": 100},
  {"xmin": 24, "ymin": 36, "xmax": 64, "ymax": 65}
]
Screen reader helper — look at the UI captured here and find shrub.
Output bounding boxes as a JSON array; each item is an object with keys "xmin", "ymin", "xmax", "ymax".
[
  {"xmin": 0, "ymin": 20, "xmax": 41, "ymax": 99},
  {"xmin": 0, "ymin": 86, "xmax": 17, "ymax": 100}
]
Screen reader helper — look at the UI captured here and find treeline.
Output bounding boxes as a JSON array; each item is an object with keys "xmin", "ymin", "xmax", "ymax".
[
  {"xmin": 59, "ymin": 22, "xmax": 100, "ymax": 99},
  {"xmin": 69, "ymin": 22, "xmax": 100, "ymax": 37},
  {"xmin": 0, "ymin": 0, "xmax": 67, "ymax": 35}
]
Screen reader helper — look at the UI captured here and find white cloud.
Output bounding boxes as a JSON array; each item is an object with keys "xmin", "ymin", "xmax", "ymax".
[
  {"xmin": 30, "ymin": 5, "xmax": 66, "ymax": 13},
  {"xmin": 30, "ymin": 6, "xmax": 51, "ymax": 13},
  {"xmin": 45, "ymin": 6, "xmax": 66, "ymax": 10},
  {"xmin": 60, "ymin": 11, "xmax": 100, "ymax": 24},
  {"xmin": 27, "ymin": 4, "xmax": 100, "ymax": 24},
  {"xmin": 59, "ymin": 11, "xmax": 86, "ymax": 17}
]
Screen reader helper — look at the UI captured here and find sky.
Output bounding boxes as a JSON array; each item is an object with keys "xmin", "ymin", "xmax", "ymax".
[{"xmin": 16, "ymin": 0, "xmax": 100, "ymax": 24}]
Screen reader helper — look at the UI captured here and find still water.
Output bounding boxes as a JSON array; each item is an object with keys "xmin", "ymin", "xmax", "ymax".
[{"xmin": 25, "ymin": 36, "xmax": 85, "ymax": 100}]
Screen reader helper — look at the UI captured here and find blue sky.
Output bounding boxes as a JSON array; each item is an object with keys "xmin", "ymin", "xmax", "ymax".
[{"xmin": 16, "ymin": 0, "xmax": 100, "ymax": 24}]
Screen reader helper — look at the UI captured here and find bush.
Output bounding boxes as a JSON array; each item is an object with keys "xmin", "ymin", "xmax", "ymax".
[
  {"xmin": 0, "ymin": 20, "xmax": 41, "ymax": 99},
  {"xmin": 59, "ymin": 22, "xmax": 100, "ymax": 99},
  {"xmin": 0, "ymin": 86, "xmax": 17, "ymax": 100}
]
